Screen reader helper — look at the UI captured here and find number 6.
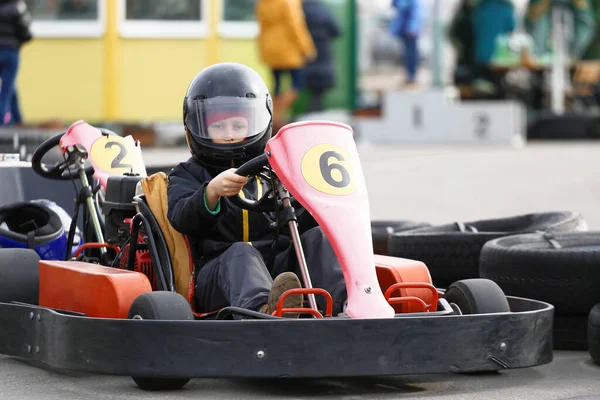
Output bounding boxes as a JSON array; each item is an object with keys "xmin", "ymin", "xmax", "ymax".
[{"xmin": 319, "ymin": 151, "xmax": 350, "ymax": 188}]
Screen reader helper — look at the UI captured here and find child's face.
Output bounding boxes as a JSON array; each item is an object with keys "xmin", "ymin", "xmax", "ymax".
[{"xmin": 207, "ymin": 116, "xmax": 249, "ymax": 144}]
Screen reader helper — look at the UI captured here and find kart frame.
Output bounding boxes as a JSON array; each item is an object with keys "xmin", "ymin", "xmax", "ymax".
[{"xmin": 0, "ymin": 296, "xmax": 552, "ymax": 378}]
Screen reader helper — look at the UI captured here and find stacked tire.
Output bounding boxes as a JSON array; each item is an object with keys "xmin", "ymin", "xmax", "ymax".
[
  {"xmin": 387, "ymin": 211, "xmax": 586, "ymax": 289},
  {"xmin": 479, "ymin": 231, "xmax": 600, "ymax": 351},
  {"xmin": 371, "ymin": 220, "xmax": 430, "ymax": 255}
]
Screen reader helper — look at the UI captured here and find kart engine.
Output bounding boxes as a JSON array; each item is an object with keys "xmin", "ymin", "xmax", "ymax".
[
  {"xmin": 102, "ymin": 174, "xmax": 143, "ymax": 248},
  {"xmin": 103, "ymin": 174, "xmax": 157, "ymax": 289},
  {"xmin": 117, "ymin": 231, "xmax": 155, "ymax": 289}
]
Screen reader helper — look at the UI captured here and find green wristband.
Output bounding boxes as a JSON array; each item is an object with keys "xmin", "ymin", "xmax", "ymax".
[{"xmin": 203, "ymin": 189, "xmax": 221, "ymax": 215}]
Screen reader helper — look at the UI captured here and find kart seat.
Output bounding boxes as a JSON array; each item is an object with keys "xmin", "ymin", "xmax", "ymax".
[{"xmin": 134, "ymin": 172, "xmax": 195, "ymax": 302}]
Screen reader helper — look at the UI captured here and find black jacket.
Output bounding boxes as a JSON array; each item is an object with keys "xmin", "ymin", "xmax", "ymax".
[
  {"xmin": 0, "ymin": 0, "xmax": 32, "ymax": 50},
  {"xmin": 302, "ymin": 0, "xmax": 341, "ymax": 91},
  {"xmin": 167, "ymin": 157, "xmax": 318, "ymax": 266}
]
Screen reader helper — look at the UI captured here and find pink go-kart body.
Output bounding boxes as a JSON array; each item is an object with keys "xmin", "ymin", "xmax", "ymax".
[
  {"xmin": 58, "ymin": 120, "xmax": 147, "ymax": 191},
  {"xmin": 266, "ymin": 121, "xmax": 395, "ymax": 319}
]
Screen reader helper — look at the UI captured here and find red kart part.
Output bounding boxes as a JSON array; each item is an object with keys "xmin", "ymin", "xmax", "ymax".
[
  {"xmin": 272, "ymin": 256, "xmax": 437, "ymax": 318},
  {"xmin": 73, "ymin": 243, "xmax": 121, "ymax": 258},
  {"xmin": 118, "ymin": 242, "xmax": 155, "ymax": 288},
  {"xmin": 273, "ymin": 288, "xmax": 334, "ymax": 318},
  {"xmin": 385, "ymin": 283, "xmax": 438, "ymax": 313},
  {"xmin": 374, "ymin": 254, "xmax": 437, "ymax": 313},
  {"xmin": 39, "ymin": 260, "xmax": 152, "ymax": 319}
]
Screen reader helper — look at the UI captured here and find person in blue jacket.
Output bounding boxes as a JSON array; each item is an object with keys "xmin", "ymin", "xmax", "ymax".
[{"xmin": 389, "ymin": 0, "xmax": 424, "ymax": 85}]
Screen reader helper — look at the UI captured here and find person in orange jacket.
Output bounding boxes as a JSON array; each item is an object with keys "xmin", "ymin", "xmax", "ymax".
[{"xmin": 256, "ymin": 0, "xmax": 316, "ymax": 130}]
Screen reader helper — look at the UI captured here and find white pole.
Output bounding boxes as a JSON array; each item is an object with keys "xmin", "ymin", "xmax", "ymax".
[
  {"xmin": 432, "ymin": 0, "xmax": 442, "ymax": 87},
  {"xmin": 551, "ymin": 5, "xmax": 566, "ymax": 115}
]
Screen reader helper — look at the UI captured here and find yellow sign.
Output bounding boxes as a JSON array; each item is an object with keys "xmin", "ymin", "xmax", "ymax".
[
  {"xmin": 301, "ymin": 144, "xmax": 355, "ymax": 195},
  {"xmin": 90, "ymin": 135, "xmax": 142, "ymax": 175}
]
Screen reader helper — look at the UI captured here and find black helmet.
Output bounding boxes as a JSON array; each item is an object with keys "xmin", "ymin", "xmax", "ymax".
[{"xmin": 183, "ymin": 62, "xmax": 273, "ymax": 171}]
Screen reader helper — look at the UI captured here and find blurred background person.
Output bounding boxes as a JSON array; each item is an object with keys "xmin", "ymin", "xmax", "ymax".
[
  {"xmin": 302, "ymin": 0, "xmax": 342, "ymax": 113},
  {"xmin": 472, "ymin": 0, "xmax": 516, "ymax": 98},
  {"xmin": 581, "ymin": 0, "xmax": 600, "ymax": 60},
  {"xmin": 525, "ymin": 0, "xmax": 595, "ymax": 61},
  {"xmin": 389, "ymin": 0, "xmax": 424, "ymax": 87},
  {"xmin": 0, "ymin": 0, "xmax": 32, "ymax": 126},
  {"xmin": 449, "ymin": 0, "xmax": 478, "ymax": 88},
  {"xmin": 256, "ymin": 0, "xmax": 316, "ymax": 129},
  {"xmin": 9, "ymin": 88, "xmax": 21, "ymax": 125}
]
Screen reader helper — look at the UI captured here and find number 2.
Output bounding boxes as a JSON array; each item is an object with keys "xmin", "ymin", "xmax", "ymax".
[
  {"xmin": 105, "ymin": 141, "xmax": 133, "ymax": 169},
  {"xmin": 474, "ymin": 112, "xmax": 490, "ymax": 138},
  {"xmin": 319, "ymin": 151, "xmax": 350, "ymax": 188}
]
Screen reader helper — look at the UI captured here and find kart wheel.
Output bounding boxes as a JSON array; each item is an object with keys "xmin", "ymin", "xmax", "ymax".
[
  {"xmin": 128, "ymin": 291, "xmax": 194, "ymax": 391},
  {"xmin": 0, "ymin": 249, "xmax": 40, "ymax": 305},
  {"xmin": 444, "ymin": 279, "xmax": 510, "ymax": 315},
  {"xmin": 588, "ymin": 303, "xmax": 600, "ymax": 365}
]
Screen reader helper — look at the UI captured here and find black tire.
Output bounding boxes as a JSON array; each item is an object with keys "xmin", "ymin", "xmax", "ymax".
[
  {"xmin": 0, "ymin": 249, "xmax": 40, "ymax": 305},
  {"xmin": 128, "ymin": 291, "xmax": 194, "ymax": 391},
  {"xmin": 388, "ymin": 211, "xmax": 586, "ymax": 288},
  {"xmin": 371, "ymin": 220, "xmax": 430, "ymax": 255},
  {"xmin": 480, "ymin": 231, "xmax": 600, "ymax": 316},
  {"xmin": 554, "ymin": 314, "xmax": 588, "ymax": 351},
  {"xmin": 444, "ymin": 279, "xmax": 511, "ymax": 314},
  {"xmin": 588, "ymin": 303, "xmax": 600, "ymax": 365}
]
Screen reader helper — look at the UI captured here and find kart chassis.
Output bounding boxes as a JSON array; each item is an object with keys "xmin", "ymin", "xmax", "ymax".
[{"xmin": 0, "ymin": 120, "xmax": 554, "ymax": 380}]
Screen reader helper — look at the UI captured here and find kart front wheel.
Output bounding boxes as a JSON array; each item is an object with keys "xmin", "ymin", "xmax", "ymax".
[
  {"xmin": 127, "ymin": 291, "xmax": 194, "ymax": 391},
  {"xmin": 444, "ymin": 278, "xmax": 511, "ymax": 315},
  {"xmin": 445, "ymin": 279, "xmax": 511, "ymax": 374}
]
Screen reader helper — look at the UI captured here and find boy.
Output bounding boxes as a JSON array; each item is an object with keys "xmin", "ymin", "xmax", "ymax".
[{"xmin": 167, "ymin": 62, "xmax": 347, "ymax": 317}]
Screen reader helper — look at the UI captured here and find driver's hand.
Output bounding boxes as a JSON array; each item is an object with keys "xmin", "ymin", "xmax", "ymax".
[{"xmin": 206, "ymin": 168, "xmax": 248, "ymax": 208}]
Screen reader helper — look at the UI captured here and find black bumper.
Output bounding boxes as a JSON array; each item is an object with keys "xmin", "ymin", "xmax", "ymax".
[{"xmin": 0, "ymin": 297, "xmax": 553, "ymax": 378}]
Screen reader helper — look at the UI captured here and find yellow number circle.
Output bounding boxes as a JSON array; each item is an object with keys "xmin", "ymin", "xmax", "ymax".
[
  {"xmin": 90, "ymin": 135, "xmax": 136, "ymax": 174},
  {"xmin": 301, "ymin": 144, "xmax": 356, "ymax": 195}
]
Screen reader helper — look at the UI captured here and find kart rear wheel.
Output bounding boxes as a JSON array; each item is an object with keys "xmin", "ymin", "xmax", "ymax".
[
  {"xmin": 0, "ymin": 249, "xmax": 40, "ymax": 305},
  {"xmin": 444, "ymin": 279, "xmax": 510, "ymax": 315},
  {"xmin": 128, "ymin": 291, "xmax": 194, "ymax": 391}
]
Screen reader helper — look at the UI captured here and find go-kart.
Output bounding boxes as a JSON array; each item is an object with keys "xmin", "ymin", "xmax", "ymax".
[
  {"xmin": 28, "ymin": 120, "xmax": 147, "ymax": 264},
  {"xmin": 0, "ymin": 120, "xmax": 553, "ymax": 391}
]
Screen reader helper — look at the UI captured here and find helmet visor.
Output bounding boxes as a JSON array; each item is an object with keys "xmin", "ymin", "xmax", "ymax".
[{"xmin": 189, "ymin": 96, "xmax": 271, "ymax": 141}]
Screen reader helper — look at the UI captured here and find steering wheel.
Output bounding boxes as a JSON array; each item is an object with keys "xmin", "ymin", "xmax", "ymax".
[
  {"xmin": 230, "ymin": 153, "xmax": 300, "ymax": 212},
  {"xmin": 31, "ymin": 128, "xmax": 117, "ymax": 180}
]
